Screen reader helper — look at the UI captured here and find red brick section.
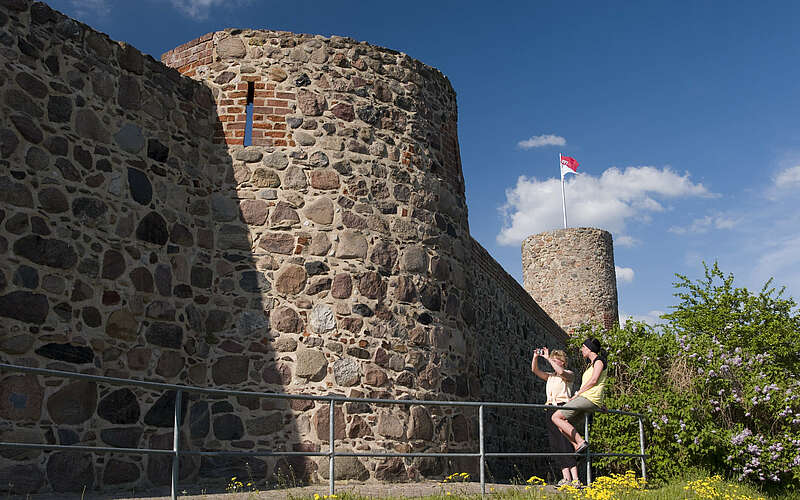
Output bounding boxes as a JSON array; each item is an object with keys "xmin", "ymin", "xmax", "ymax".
[
  {"xmin": 162, "ymin": 33, "xmax": 297, "ymax": 146},
  {"xmin": 212, "ymin": 80, "xmax": 297, "ymax": 146},
  {"xmin": 161, "ymin": 32, "xmax": 214, "ymax": 77}
]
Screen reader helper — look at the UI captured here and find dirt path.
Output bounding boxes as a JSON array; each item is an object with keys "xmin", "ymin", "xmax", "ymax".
[{"xmin": 17, "ymin": 481, "xmax": 543, "ymax": 499}]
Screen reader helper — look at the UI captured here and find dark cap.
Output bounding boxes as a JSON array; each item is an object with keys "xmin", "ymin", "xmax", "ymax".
[{"xmin": 582, "ymin": 338, "xmax": 602, "ymax": 354}]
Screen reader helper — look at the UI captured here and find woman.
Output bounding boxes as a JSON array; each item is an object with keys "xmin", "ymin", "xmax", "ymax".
[
  {"xmin": 531, "ymin": 347, "xmax": 579, "ymax": 485},
  {"xmin": 551, "ymin": 338, "xmax": 608, "ymax": 455}
]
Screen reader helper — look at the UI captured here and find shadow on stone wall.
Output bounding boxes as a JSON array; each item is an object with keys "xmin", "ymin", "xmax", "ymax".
[{"xmin": 0, "ymin": 1, "xmax": 298, "ymax": 495}]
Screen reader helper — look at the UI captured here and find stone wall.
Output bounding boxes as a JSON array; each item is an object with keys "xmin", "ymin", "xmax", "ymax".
[
  {"xmin": 0, "ymin": 1, "xmax": 570, "ymax": 494},
  {"xmin": 468, "ymin": 239, "xmax": 567, "ymax": 478},
  {"xmin": 0, "ymin": 0, "xmax": 232, "ymax": 494},
  {"xmin": 522, "ymin": 228, "xmax": 619, "ymax": 334}
]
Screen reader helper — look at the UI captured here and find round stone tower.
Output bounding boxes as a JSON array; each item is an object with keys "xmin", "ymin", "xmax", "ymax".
[
  {"xmin": 159, "ymin": 29, "xmax": 475, "ymax": 483},
  {"xmin": 521, "ymin": 228, "xmax": 619, "ymax": 334}
]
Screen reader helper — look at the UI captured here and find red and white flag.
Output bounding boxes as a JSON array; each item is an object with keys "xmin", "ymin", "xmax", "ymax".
[{"xmin": 560, "ymin": 155, "xmax": 579, "ymax": 178}]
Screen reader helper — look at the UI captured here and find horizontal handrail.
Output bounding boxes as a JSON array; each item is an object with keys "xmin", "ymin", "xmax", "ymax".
[
  {"xmin": 0, "ymin": 363, "xmax": 642, "ymax": 416},
  {"xmin": 0, "ymin": 362, "xmax": 647, "ymax": 498}
]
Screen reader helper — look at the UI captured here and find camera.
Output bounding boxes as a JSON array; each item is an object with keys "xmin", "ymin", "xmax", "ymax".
[{"xmin": 535, "ymin": 348, "xmax": 544, "ymax": 355}]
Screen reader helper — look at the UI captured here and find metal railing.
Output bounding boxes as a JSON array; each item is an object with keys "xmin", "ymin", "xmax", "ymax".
[{"xmin": 0, "ymin": 362, "xmax": 647, "ymax": 498}]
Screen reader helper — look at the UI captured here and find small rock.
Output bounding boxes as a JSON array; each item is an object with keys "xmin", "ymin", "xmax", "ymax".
[
  {"xmin": 236, "ymin": 148, "xmax": 263, "ymax": 162},
  {"xmin": 333, "ymin": 358, "xmax": 360, "ymax": 386},
  {"xmin": 275, "ymin": 264, "xmax": 307, "ymax": 294},
  {"xmin": 309, "ymin": 303, "xmax": 336, "ymax": 333},
  {"xmin": 330, "ymin": 103, "xmax": 354, "ymax": 121},
  {"xmin": 303, "ymin": 197, "xmax": 334, "ymax": 224},
  {"xmin": 283, "ymin": 166, "xmax": 307, "ymax": 189},
  {"xmin": 331, "ymin": 273, "xmax": 352, "ymax": 299},
  {"xmin": 47, "ymin": 381, "xmax": 96, "ymax": 425},
  {"xmin": 271, "ymin": 307, "xmax": 303, "ymax": 333},
  {"xmin": 217, "ymin": 36, "xmax": 246, "ymax": 58},
  {"xmin": 335, "ymin": 231, "xmax": 367, "ymax": 259},
  {"xmin": 114, "ymin": 123, "xmax": 144, "ymax": 153},
  {"xmin": 310, "ymin": 169, "xmax": 339, "ymax": 190},
  {"xmin": 295, "ymin": 347, "xmax": 327, "ymax": 381},
  {"xmin": 293, "ymin": 130, "xmax": 316, "ymax": 146},
  {"xmin": 297, "ymin": 89, "xmax": 325, "ymax": 116},
  {"xmin": 252, "ymin": 168, "xmax": 281, "ymax": 188}
]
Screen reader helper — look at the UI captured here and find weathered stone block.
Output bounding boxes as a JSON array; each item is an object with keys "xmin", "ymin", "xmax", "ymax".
[
  {"xmin": 333, "ymin": 358, "xmax": 360, "ymax": 386},
  {"xmin": 313, "ymin": 405, "xmax": 345, "ymax": 441},
  {"xmin": 295, "ymin": 347, "xmax": 327, "ymax": 381},
  {"xmin": 47, "ymin": 381, "xmax": 97, "ymax": 425},
  {"xmin": 335, "ymin": 231, "xmax": 367, "ymax": 259},
  {"xmin": 0, "ymin": 375, "xmax": 43, "ymax": 421},
  {"xmin": 303, "ymin": 196, "xmax": 334, "ymax": 225},
  {"xmin": 297, "ymin": 89, "xmax": 326, "ymax": 116},
  {"xmin": 309, "ymin": 303, "xmax": 336, "ymax": 333},
  {"xmin": 408, "ymin": 406, "xmax": 433, "ymax": 441},
  {"xmin": 246, "ymin": 412, "xmax": 283, "ymax": 436},
  {"xmin": 103, "ymin": 459, "xmax": 140, "ymax": 485},
  {"xmin": 13, "ymin": 235, "xmax": 77, "ymax": 269},
  {"xmin": 213, "ymin": 413, "xmax": 244, "ymax": 440},
  {"xmin": 309, "ymin": 169, "xmax": 339, "ymax": 190},
  {"xmin": 106, "ymin": 309, "xmax": 138, "ymax": 340},
  {"xmin": 0, "ymin": 291, "xmax": 49, "ymax": 324},
  {"xmin": 275, "ymin": 264, "xmax": 307, "ymax": 294},
  {"xmin": 212, "ymin": 356, "xmax": 249, "ymax": 385},
  {"xmin": 331, "ymin": 273, "xmax": 352, "ymax": 298},
  {"xmin": 218, "ymin": 36, "xmax": 246, "ymax": 58}
]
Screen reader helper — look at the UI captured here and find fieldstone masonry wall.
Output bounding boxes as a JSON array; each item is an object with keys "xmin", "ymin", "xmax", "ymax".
[
  {"xmin": 0, "ymin": 1, "xmax": 605, "ymax": 495},
  {"xmin": 468, "ymin": 241, "xmax": 567, "ymax": 478},
  {"xmin": 522, "ymin": 228, "xmax": 619, "ymax": 334}
]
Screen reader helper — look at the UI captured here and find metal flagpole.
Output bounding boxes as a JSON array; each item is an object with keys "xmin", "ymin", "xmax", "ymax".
[{"xmin": 560, "ymin": 153, "xmax": 568, "ymax": 229}]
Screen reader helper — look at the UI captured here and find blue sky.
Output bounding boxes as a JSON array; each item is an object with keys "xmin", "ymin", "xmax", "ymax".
[{"xmin": 46, "ymin": 0, "xmax": 800, "ymax": 324}]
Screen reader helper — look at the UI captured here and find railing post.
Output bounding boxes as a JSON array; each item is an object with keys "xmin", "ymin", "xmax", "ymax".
[
  {"xmin": 584, "ymin": 414, "xmax": 591, "ymax": 486},
  {"xmin": 329, "ymin": 399, "xmax": 335, "ymax": 497},
  {"xmin": 479, "ymin": 405, "xmax": 485, "ymax": 496},
  {"xmin": 638, "ymin": 417, "xmax": 647, "ymax": 482},
  {"xmin": 172, "ymin": 390, "xmax": 182, "ymax": 500}
]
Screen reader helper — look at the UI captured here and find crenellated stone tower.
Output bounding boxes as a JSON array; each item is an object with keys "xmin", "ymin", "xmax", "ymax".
[{"xmin": 522, "ymin": 228, "xmax": 619, "ymax": 334}]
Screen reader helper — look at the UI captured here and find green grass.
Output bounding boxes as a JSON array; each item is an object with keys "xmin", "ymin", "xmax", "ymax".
[{"xmin": 286, "ymin": 471, "xmax": 793, "ymax": 500}]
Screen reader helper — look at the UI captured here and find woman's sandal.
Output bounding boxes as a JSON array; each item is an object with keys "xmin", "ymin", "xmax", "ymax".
[{"xmin": 574, "ymin": 442, "xmax": 590, "ymax": 455}]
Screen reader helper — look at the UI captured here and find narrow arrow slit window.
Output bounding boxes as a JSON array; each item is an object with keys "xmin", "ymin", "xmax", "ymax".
[{"xmin": 244, "ymin": 81, "xmax": 254, "ymax": 146}]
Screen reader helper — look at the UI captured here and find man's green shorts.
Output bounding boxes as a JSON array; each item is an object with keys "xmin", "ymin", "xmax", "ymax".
[{"xmin": 557, "ymin": 396, "xmax": 599, "ymax": 423}]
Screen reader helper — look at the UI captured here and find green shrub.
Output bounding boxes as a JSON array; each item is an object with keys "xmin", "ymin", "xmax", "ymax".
[{"xmin": 573, "ymin": 263, "xmax": 800, "ymax": 492}]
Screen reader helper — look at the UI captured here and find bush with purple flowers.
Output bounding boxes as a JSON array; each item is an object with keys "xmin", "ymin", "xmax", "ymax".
[{"xmin": 574, "ymin": 263, "xmax": 800, "ymax": 492}]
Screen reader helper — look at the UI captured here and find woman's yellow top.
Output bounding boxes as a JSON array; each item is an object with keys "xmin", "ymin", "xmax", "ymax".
[{"xmin": 580, "ymin": 359, "xmax": 607, "ymax": 406}]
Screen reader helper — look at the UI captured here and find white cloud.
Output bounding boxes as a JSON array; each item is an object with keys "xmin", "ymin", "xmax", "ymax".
[
  {"xmin": 752, "ymin": 234, "xmax": 800, "ymax": 292},
  {"xmin": 170, "ymin": 0, "xmax": 252, "ymax": 20},
  {"xmin": 615, "ymin": 266, "xmax": 634, "ymax": 284},
  {"xmin": 669, "ymin": 214, "xmax": 737, "ymax": 235},
  {"xmin": 497, "ymin": 166, "xmax": 712, "ymax": 245},
  {"xmin": 615, "ymin": 235, "xmax": 640, "ymax": 247},
  {"xmin": 517, "ymin": 134, "xmax": 566, "ymax": 149},
  {"xmin": 775, "ymin": 166, "xmax": 800, "ymax": 187}
]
